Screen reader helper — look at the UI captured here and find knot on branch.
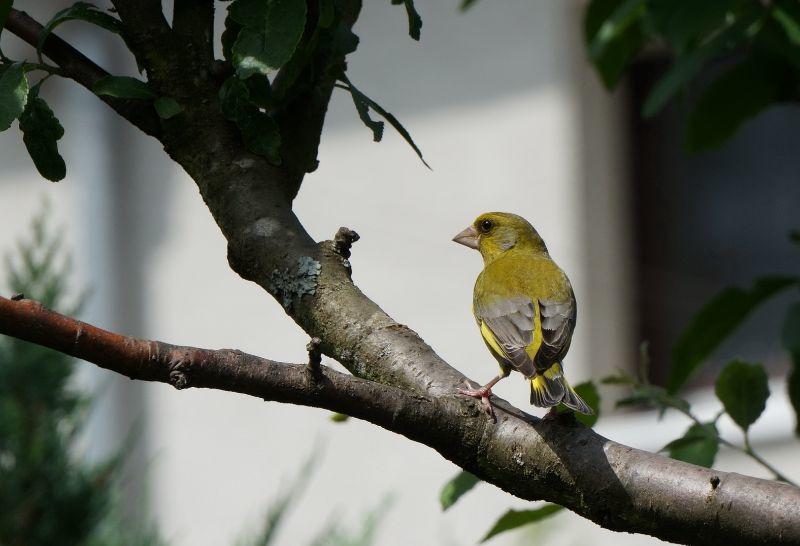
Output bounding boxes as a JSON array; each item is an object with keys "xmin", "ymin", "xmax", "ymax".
[
  {"xmin": 169, "ymin": 354, "xmax": 191, "ymax": 389},
  {"xmin": 307, "ymin": 337, "xmax": 322, "ymax": 374},
  {"xmin": 333, "ymin": 227, "xmax": 359, "ymax": 259}
]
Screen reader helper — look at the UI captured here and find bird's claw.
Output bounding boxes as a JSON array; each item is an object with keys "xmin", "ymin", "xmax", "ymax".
[{"xmin": 458, "ymin": 381, "xmax": 496, "ymax": 422}]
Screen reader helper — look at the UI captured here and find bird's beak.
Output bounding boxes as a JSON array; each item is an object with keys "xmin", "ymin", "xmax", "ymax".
[{"xmin": 452, "ymin": 225, "xmax": 479, "ymax": 249}]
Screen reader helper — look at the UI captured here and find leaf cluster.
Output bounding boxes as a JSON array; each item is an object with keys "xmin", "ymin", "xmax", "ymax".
[
  {"xmin": 0, "ymin": 2, "xmax": 179, "ymax": 181},
  {"xmin": 0, "ymin": 0, "xmax": 428, "ymax": 182},
  {"xmin": 585, "ymin": 0, "xmax": 800, "ymax": 151},
  {"xmin": 604, "ymin": 247, "xmax": 800, "ymax": 479},
  {"xmin": 219, "ymin": 0, "xmax": 427, "ymax": 168}
]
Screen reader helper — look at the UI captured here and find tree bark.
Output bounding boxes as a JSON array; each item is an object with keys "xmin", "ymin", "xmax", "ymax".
[{"xmin": 2, "ymin": 6, "xmax": 800, "ymax": 545}]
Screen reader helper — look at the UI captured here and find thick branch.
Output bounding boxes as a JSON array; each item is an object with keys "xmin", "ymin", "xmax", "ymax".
[
  {"xmin": 3, "ymin": 9, "xmax": 161, "ymax": 137},
  {"xmin": 108, "ymin": 0, "xmax": 177, "ymax": 82},
  {"xmin": 2, "ymin": 295, "xmax": 799, "ymax": 546},
  {"xmin": 172, "ymin": 0, "xmax": 215, "ymax": 62}
]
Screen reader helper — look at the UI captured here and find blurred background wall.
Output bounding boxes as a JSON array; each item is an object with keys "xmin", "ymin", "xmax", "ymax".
[{"xmin": 0, "ymin": 1, "xmax": 797, "ymax": 545}]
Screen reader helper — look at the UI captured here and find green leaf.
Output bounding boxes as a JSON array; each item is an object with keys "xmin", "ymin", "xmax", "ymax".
[
  {"xmin": 585, "ymin": 0, "xmax": 646, "ymax": 88},
  {"xmin": 37, "ymin": 2, "xmax": 123, "ymax": 57},
  {"xmin": 648, "ymin": 0, "xmax": 737, "ymax": 51},
  {"xmin": 439, "ymin": 470, "xmax": 479, "ymax": 511},
  {"xmin": 685, "ymin": 60, "xmax": 783, "ymax": 152},
  {"xmin": 585, "ymin": 0, "xmax": 619, "ymax": 39},
  {"xmin": 642, "ymin": 8, "xmax": 760, "ymax": 118},
  {"xmin": 789, "ymin": 365, "xmax": 800, "ymax": 437},
  {"xmin": 153, "ymin": 97, "xmax": 182, "ymax": 119},
  {"xmin": 668, "ymin": 276, "xmax": 797, "ymax": 393},
  {"xmin": 752, "ymin": 14, "xmax": 800, "ymax": 71},
  {"xmin": 663, "ymin": 422, "xmax": 718, "ymax": 467},
  {"xmin": 230, "ymin": 0, "xmax": 307, "ymax": 79},
  {"xmin": 219, "ymin": 76, "xmax": 251, "ymax": 120},
  {"xmin": 587, "ymin": 0, "xmax": 645, "ymax": 59},
  {"xmin": 228, "ymin": 0, "xmax": 266, "ymax": 25},
  {"xmin": 607, "ymin": 376, "xmax": 692, "ymax": 415},
  {"xmin": 341, "ymin": 77, "xmax": 430, "ymax": 169},
  {"xmin": 783, "ymin": 302, "xmax": 800, "ymax": 356},
  {"xmin": 480, "ymin": 505, "xmax": 564, "ymax": 542},
  {"xmin": 773, "ymin": 5, "xmax": 800, "ymax": 45},
  {"xmin": 0, "ymin": 62, "xmax": 28, "ymax": 131},
  {"xmin": 392, "ymin": 0, "xmax": 422, "ymax": 41},
  {"xmin": 715, "ymin": 361, "xmax": 769, "ymax": 431},
  {"xmin": 18, "ymin": 89, "xmax": 66, "ymax": 182},
  {"xmin": 219, "ymin": 76, "xmax": 281, "ymax": 164},
  {"xmin": 782, "ymin": 302, "xmax": 800, "ymax": 435},
  {"xmin": 557, "ymin": 380, "xmax": 600, "ymax": 426},
  {"xmin": 318, "ymin": 0, "xmax": 334, "ymax": 28},
  {"xmin": 236, "ymin": 109, "xmax": 281, "ymax": 164},
  {"xmin": 246, "ymin": 74, "xmax": 275, "ymax": 109},
  {"xmin": 574, "ymin": 381, "xmax": 600, "ymax": 426},
  {"xmin": 221, "ymin": 13, "xmax": 243, "ymax": 62},
  {"xmin": 92, "ymin": 76, "xmax": 156, "ymax": 99},
  {"xmin": 349, "ymin": 88, "xmax": 384, "ymax": 142}
]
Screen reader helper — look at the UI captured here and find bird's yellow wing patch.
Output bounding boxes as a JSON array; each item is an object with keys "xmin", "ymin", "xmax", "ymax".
[
  {"xmin": 525, "ymin": 303, "xmax": 543, "ymax": 362},
  {"xmin": 480, "ymin": 321, "xmax": 506, "ymax": 357}
]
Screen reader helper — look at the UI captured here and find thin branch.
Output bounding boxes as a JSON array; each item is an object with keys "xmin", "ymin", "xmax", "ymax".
[
  {"xmin": 671, "ymin": 400, "xmax": 797, "ymax": 486},
  {"xmin": 0, "ymin": 295, "xmax": 436, "ymax": 430},
  {"xmin": 743, "ymin": 431, "xmax": 795, "ymax": 485},
  {"xmin": 3, "ymin": 9, "xmax": 161, "ymax": 137},
  {"xmin": 1, "ymin": 294, "xmax": 799, "ymax": 546}
]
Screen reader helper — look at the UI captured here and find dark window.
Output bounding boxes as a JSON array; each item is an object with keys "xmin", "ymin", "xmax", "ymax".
[{"xmin": 628, "ymin": 57, "xmax": 800, "ymax": 387}]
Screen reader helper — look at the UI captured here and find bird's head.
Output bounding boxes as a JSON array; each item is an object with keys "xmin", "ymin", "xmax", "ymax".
[{"xmin": 452, "ymin": 212, "xmax": 548, "ymax": 263}]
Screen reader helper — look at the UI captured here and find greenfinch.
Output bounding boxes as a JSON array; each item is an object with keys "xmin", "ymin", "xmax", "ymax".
[{"xmin": 453, "ymin": 212, "xmax": 592, "ymax": 418}]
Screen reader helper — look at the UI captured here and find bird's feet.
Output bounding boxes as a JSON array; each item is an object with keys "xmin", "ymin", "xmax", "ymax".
[
  {"xmin": 458, "ymin": 380, "xmax": 496, "ymax": 422},
  {"xmin": 541, "ymin": 406, "xmax": 560, "ymax": 421},
  {"xmin": 541, "ymin": 405, "xmax": 576, "ymax": 424}
]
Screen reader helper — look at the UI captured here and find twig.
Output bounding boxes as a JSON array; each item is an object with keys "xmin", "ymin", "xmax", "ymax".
[
  {"xmin": 670, "ymin": 402, "xmax": 797, "ymax": 487},
  {"xmin": 307, "ymin": 336, "xmax": 322, "ymax": 374}
]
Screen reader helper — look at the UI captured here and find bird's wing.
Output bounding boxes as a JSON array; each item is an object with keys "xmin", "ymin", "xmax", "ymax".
[
  {"xmin": 475, "ymin": 296, "xmax": 537, "ymax": 377},
  {"xmin": 534, "ymin": 294, "xmax": 576, "ymax": 370}
]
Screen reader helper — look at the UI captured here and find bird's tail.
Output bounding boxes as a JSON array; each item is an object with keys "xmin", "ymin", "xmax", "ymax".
[{"xmin": 530, "ymin": 363, "xmax": 593, "ymax": 415}]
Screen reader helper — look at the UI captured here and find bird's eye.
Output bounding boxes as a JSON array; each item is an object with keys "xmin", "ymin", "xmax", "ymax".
[{"xmin": 479, "ymin": 219, "xmax": 494, "ymax": 233}]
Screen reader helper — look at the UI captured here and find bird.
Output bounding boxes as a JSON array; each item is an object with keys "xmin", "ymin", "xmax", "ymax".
[{"xmin": 452, "ymin": 212, "xmax": 592, "ymax": 419}]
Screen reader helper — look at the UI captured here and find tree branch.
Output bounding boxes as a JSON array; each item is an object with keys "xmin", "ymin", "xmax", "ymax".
[
  {"xmin": 0, "ymin": 295, "xmax": 436, "ymax": 431},
  {"xmin": 108, "ymin": 0, "xmax": 177, "ymax": 82},
  {"xmin": 172, "ymin": 0, "xmax": 215, "ymax": 63},
  {"xmin": 2, "ymin": 294, "xmax": 799, "ymax": 546},
  {"xmin": 3, "ymin": 9, "xmax": 161, "ymax": 137}
]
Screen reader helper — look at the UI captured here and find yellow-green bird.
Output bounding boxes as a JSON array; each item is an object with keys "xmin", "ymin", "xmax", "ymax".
[{"xmin": 453, "ymin": 212, "xmax": 592, "ymax": 418}]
